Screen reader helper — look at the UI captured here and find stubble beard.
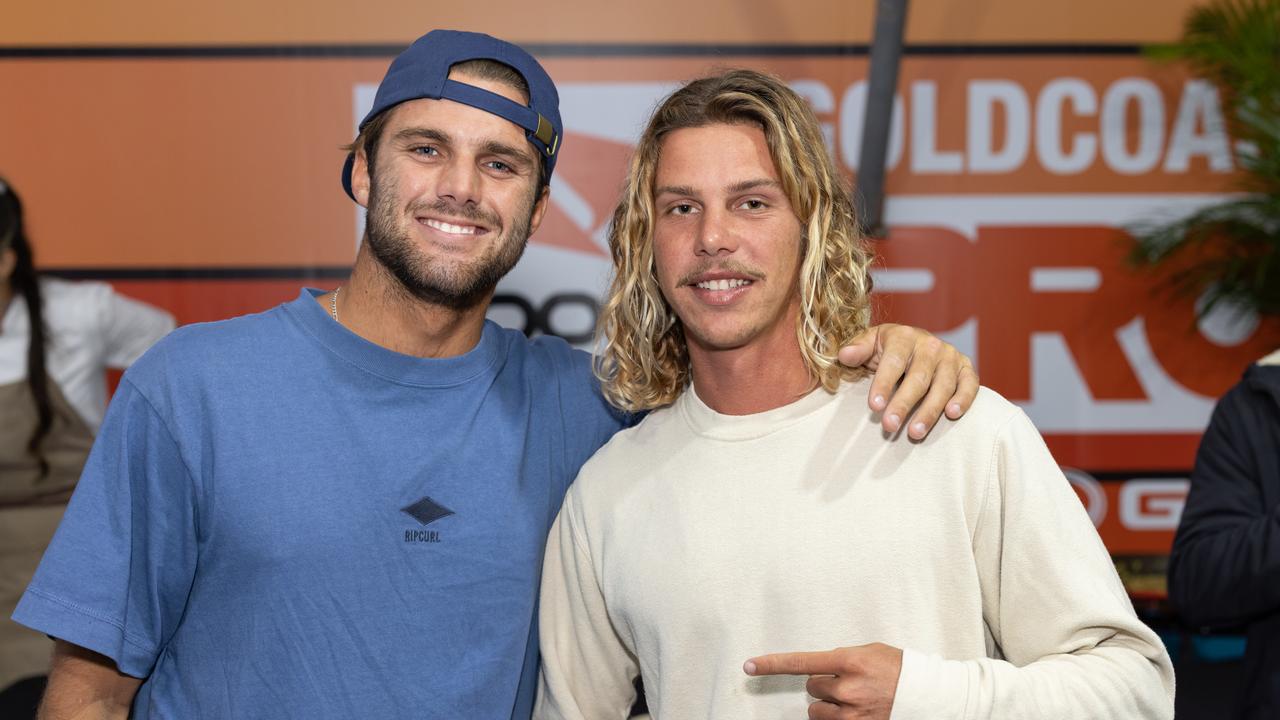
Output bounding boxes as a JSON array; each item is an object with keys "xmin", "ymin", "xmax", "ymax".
[{"xmin": 364, "ymin": 170, "xmax": 535, "ymax": 312}]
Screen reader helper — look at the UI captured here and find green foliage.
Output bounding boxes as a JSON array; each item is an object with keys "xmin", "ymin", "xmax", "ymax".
[{"xmin": 1133, "ymin": 0, "xmax": 1280, "ymax": 317}]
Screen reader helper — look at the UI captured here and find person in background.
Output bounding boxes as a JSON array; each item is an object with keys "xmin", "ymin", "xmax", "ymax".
[
  {"xmin": 0, "ymin": 177, "xmax": 174, "ymax": 719},
  {"xmin": 1168, "ymin": 348, "xmax": 1280, "ymax": 720}
]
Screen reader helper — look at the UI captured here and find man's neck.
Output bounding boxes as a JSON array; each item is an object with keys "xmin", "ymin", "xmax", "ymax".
[
  {"xmin": 686, "ymin": 336, "xmax": 815, "ymax": 416},
  {"xmin": 325, "ymin": 245, "xmax": 490, "ymax": 359}
]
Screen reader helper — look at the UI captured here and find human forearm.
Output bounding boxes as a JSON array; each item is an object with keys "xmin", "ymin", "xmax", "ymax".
[
  {"xmin": 39, "ymin": 697, "xmax": 131, "ymax": 720},
  {"xmin": 891, "ymin": 643, "xmax": 1173, "ymax": 720},
  {"xmin": 38, "ymin": 641, "xmax": 141, "ymax": 720},
  {"xmin": 745, "ymin": 636, "xmax": 1172, "ymax": 720}
]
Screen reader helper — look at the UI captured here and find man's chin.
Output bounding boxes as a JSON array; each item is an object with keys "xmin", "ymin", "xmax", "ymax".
[
  {"xmin": 398, "ymin": 274, "xmax": 496, "ymax": 312},
  {"xmin": 685, "ymin": 327, "xmax": 759, "ymax": 354},
  {"xmin": 367, "ymin": 227, "xmax": 526, "ymax": 312}
]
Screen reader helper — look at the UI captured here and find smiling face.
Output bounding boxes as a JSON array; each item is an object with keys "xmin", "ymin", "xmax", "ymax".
[
  {"xmin": 350, "ymin": 70, "xmax": 549, "ymax": 310},
  {"xmin": 652, "ymin": 122, "xmax": 804, "ymax": 360}
]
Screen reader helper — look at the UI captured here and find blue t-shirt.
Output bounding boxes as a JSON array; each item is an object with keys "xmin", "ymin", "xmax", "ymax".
[{"xmin": 13, "ymin": 289, "xmax": 627, "ymax": 719}]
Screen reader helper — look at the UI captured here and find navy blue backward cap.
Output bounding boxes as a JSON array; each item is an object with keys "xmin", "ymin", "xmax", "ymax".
[{"xmin": 341, "ymin": 29, "xmax": 562, "ymax": 200}]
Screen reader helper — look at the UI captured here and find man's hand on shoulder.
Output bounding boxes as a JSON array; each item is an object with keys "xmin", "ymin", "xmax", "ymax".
[
  {"xmin": 840, "ymin": 324, "xmax": 978, "ymax": 440},
  {"xmin": 744, "ymin": 642, "xmax": 903, "ymax": 720},
  {"xmin": 38, "ymin": 641, "xmax": 142, "ymax": 720}
]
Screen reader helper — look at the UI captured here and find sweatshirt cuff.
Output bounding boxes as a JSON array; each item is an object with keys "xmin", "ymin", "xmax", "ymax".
[{"xmin": 888, "ymin": 648, "xmax": 969, "ymax": 720}]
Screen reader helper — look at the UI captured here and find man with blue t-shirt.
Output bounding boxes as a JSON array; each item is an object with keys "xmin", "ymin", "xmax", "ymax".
[{"xmin": 13, "ymin": 30, "xmax": 977, "ymax": 719}]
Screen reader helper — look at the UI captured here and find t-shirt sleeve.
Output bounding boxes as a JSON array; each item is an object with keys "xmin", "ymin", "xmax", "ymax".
[
  {"xmin": 556, "ymin": 348, "xmax": 632, "ymax": 468},
  {"xmin": 11, "ymin": 376, "xmax": 199, "ymax": 679},
  {"xmin": 92, "ymin": 284, "xmax": 176, "ymax": 369}
]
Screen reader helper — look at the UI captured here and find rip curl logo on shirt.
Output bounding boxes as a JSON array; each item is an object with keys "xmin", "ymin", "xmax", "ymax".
[{"xmin": 401, "ymin": 496, "xmax": 454, "ymax": 543}]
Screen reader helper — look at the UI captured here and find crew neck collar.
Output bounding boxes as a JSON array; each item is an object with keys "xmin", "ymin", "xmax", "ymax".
[
  {"xmin": 677, "ymin": 380, "xmax": 845, "ymax": 441},
  {"xmin": 283, "ymin": 288, "xmax": 505, "ymax": 388}
]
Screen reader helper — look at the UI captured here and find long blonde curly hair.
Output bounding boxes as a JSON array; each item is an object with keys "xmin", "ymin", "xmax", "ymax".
[{"xmin": 596, "ymin": 68, "xmax": 874, "ymax": 413}]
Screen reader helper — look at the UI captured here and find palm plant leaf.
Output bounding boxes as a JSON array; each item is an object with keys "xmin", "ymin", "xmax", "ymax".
[{"xmin": 1133, "ymin": 0, "xmax": 1280, "ymax": 319}]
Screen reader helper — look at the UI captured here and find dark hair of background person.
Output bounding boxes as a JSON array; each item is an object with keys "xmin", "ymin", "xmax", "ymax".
[{"xmin": 0, "ymin": 180, "xmax": 52, "ymax": 477}]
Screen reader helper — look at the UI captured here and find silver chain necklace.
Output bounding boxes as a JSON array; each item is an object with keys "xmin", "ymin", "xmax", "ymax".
[{"xmin": 330, "ymin": 287, "xmax": 340, "ymax": 321}]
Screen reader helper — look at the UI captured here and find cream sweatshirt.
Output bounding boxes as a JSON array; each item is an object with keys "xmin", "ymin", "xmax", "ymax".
[{"xmin": 536, "ymin": 379, "xmax": 1174, "ymax": 719}]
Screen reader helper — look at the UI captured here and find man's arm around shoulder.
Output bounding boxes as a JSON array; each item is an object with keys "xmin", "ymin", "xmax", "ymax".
[{"xmin": 38, "ymin": 641, "xmax": 142, "ymax": 720}]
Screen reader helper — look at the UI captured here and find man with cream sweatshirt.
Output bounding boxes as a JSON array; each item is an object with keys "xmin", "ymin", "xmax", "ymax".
[{"xmin": 534, "ymin": 68, "xmax": 1175, "ymax": 720}]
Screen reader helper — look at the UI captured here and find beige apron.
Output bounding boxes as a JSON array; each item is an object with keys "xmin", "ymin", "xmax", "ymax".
[{"xmin": 0, "ymin": 378, "xmax": 95, "ymax": 689}]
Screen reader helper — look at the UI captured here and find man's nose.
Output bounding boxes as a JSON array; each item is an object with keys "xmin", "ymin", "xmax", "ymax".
[
  {"xmin": 435, "ymin": 157, "xmax": 482, "ymax": 206},
  {"xmin": 694, "ymin": 207, "xmax": 739, "ymax": 256}
]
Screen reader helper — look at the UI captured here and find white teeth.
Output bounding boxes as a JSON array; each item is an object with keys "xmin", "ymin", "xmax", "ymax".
[
  {"xmin": 425, "ymin": 218, "xmax": 478, "ymax": 235},
  {"xmin": 695, "ymin": 278, "xmax": 751, "ymax": 291}
]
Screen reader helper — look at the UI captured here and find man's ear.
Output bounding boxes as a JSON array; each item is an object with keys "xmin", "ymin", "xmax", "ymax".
[
  {"xmin": 527, "ymin": 184, "xmax": 551, "ymax": 237},
  {"xmin": 351, "ymin": 148, "xmax": 372, "ymax": 208}
]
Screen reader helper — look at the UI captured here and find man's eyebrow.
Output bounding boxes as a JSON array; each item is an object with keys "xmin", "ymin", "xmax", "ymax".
[
  {"xmin": 653, "ymin": 179, "xmax": 781, "ymax": 198},
  {"xmin": 654, "ymin": 185, "xmax": 696, "ymax": 198},
  {"xmin": 480, "ymin": 140, "xmax": 535, "ymax": 168},
  {"xmin": 392, "ymin": 127, "xmax": 451, "ymax": 145},
  {"xmin": 727, "ymin": 178, "xmax": 781, "ymax": 194}
]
